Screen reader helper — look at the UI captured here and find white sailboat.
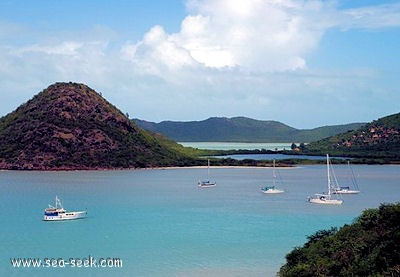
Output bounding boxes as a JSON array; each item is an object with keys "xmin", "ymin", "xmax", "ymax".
[
  {"xmin": 261, "ymin": 160, "xmax": 284, "ymax": 194},
  {"xmin": 333, "ymin": 161, "xmax": 360, "ymax": 194},
  {"xmin": 44, "ymin": 196, "xmax": 87, "ymax": 221},
  {"xmin": 198, "ymin": 159, "xmax": 216, "ymax": 188},
  {"xmin": 308, "ymin": 154, "xmax": 343, "ymax": 205}
]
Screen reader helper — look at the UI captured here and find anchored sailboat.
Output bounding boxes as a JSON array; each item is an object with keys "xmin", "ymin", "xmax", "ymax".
[
  {"xmin": 261, "ymin": 160, "xmax": 284, "ymax": 194},
  {"xmin": 198, "ymin": 159, "xmax": 216, "ymax": 188},
  {"xmin": 333, "ymin": 161, "xmax": 360, "ymax": 194},
  {"xmin": 308, "ymin": 154, "xmax": 343, "ymax": 205}
]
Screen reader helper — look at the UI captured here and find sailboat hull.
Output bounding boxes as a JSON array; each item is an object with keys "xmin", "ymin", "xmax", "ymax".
[
  {"xmin": 333, "ymin": 189, "xmax": 360, "ymax": 194},
  {"xmin": 198, "ymin": 184, "xmax": 216, "ymax": 188},
  {"xmin": 308, "ymin": 197, "xmax": 343, "ymax": 205},
  {"xmin": 262, "ymin": 188, "xmax": 284, "ymax": 194},
  {"xmin": 198, "ymin": 180, "xmax": 216, "ymax": 188}
]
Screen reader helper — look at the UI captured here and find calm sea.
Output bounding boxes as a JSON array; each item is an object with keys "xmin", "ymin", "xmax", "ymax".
[{"xmin": 1, "ymin": 165, "xmax": 399, "ymax": 276}]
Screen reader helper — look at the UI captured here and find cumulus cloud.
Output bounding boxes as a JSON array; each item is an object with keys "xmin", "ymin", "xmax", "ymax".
[
  {"xmin": 117, "ymin": 0, "xmax": 400, "ymax": 126},
  {"xmin": 1, "ymin": 0, "xmax": 400, "ymax": 127},
  {"xmin": 123, "ymin": 0, "xmax": 339, "ymax": 73},
  {"xmin": 121, "ymin": 25, "xmax": 196, "ymax": 76}
]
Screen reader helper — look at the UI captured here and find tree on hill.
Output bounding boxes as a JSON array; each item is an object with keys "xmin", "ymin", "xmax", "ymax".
[
  {"xmin": 302, "ymin": 112, "xmax": 400, "ymax": 162},
  {"xmin": 278, "ymin": 202, "xmax": 400, "ymax": 276}
]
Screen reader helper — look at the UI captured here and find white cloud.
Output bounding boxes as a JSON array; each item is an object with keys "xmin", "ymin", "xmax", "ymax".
[
  {"xmin": 121, "ymin": 25, "xmax": 196, "ymax": 76},
  {"xmin": 342, "ymin": 3, "xmax": 400, "ymax": 29},
  {"xmin": 1, "ymin": 1, "xmax": 400, "ymax": 127},
  {"xmin": 14, "ymin": 41, "xmax": 84, "ymax": 56},
  {"xmin": 125, "ymin": 0, "xmax": 339, "ymax": 73}
]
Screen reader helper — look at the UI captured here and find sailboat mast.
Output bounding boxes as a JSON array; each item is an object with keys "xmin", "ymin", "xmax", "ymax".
[
  {"xmin": 207, "ymin": 159, "xmax": 210, "ymax": 178},
  {"xmin": 327, "ymin": 154, "xmax": 331, "ymax": 196},
  {"xmin": 272, "ymin": 160, "xmax": 276, "ymax": 186},
  {"xmin": 348, "ymin": 160, "xmax": 359, "ymax": 190}
]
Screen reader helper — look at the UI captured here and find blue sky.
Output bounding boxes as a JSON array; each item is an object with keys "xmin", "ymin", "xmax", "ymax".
[{"xmin": 0, "ymin": 0, "xmax": 399, "ymax": 129}]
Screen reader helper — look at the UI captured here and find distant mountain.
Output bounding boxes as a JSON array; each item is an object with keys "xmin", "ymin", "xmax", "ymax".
[
  {"xmin": 303, "ymin": 112, "xmax": 400, "ymax": 161},
  {"xmin": 0, "ymin": 82, "xmax": 193, "ymax": 170},
  {"xmin": 133, "ymin": 117, "xmax": 365, "ymax": 143}
]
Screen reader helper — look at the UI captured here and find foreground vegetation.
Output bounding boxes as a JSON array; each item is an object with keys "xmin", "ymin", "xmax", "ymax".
[{"xmin": 279, "ymin": 202, "xmax": 400, "ymax": 276}]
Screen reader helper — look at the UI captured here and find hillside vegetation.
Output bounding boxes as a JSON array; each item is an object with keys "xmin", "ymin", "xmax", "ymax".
[
  {"xmin": 134, "ymin": 117, "xmax": 364, "ymax": 143},
  {"xmin": 0, "ymin": 82, "xmax": 195, "ymax": 170},
  {"xmin": 279, "ymin": 202, "xmax": 400, "ymax": 276},
  {"xmin": 303, "ymin": 112, "xmax": 400, "ymax": 162}
]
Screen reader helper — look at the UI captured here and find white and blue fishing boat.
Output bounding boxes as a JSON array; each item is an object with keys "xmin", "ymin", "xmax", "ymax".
[{"xmin": 44, "ymin": 196, "xmax": 86, "ymax": 221}]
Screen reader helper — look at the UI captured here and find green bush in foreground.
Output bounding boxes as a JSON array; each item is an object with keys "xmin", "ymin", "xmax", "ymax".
[{"xmin": 279, "ymin": 203, "xmax": 400, "ymax": 276}]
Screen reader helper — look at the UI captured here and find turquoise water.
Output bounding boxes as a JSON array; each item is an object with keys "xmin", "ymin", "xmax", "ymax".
[{"xmin": 1, "ymin": 165, "xmax": 399, "ymax": 276}]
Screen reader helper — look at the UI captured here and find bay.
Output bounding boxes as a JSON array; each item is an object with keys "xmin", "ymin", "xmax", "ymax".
[
  {"xmin": 178, "ymin": 142, "xmax": 293, "ymax": 151},
  {"xmin": 180, "ymin": 142, "xmax": 347, "ymax": 160},
  {"xmin": 1, "ymin": 165, "xmax": 399, "ymax": 276},
  {"xmin": 214, "ymin": 153, "xmax": 330, "ymax": 161}
]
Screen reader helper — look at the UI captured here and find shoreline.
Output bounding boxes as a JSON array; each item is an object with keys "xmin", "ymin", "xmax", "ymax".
[
  {"xmin": 1, "ymin": 163, "xmax": 398, "ymax": 172},
  {"xmin": 0, "ymin": 165, "xmax": 300, "ymax": 171}
]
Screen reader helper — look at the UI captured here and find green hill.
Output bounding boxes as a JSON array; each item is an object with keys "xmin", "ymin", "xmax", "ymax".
[
  {"xmin": 303, "ymin": 112, "xmax": 400, "ymax": 161},
  {"xmin": 279, "ymin": 202, "xmax": 400, "ymax": 276},
  {"xmin": 134, "ymin": 117, "xmax": 364, "ymax": 143},
  {"xmin": 0, "ymin": 82, "xmax": 194, "ymax": 170}
]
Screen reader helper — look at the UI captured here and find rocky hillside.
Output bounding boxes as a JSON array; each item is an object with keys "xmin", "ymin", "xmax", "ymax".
[
  {"xmin": 303, "ymin": 112, "xmax": 400, "ymax": 161},
  {"xmin": 0, "ymin": 82, "xmax": 192, "ymax": 170}
]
